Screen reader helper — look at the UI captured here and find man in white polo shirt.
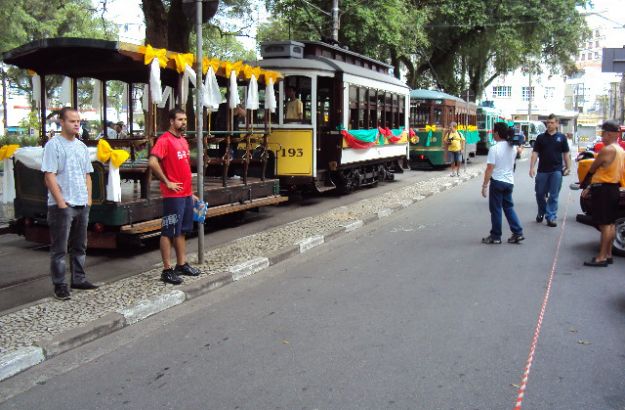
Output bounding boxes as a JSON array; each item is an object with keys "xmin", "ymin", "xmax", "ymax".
[{"xmin": 481, "ymin": 122, "xmax": 524, "ymax": 245}]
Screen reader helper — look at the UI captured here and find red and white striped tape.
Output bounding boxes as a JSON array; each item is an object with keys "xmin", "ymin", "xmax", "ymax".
[{"xmin": 513, "ymin": 191, "xmax": 571, "ymax": 410}]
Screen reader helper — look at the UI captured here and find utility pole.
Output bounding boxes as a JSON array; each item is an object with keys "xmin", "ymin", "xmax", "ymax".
[
  {"xmin": 331, "ymin": 0, "xmax": 339, "ymax": 42},
  {"xmin": 195, "ymin": 0, "xmax": 205, "ymax": 264},
  {"xmin": 527, "ymin": 68, "xmax": 532, "ymax": 122},
  {"xmin": 1, "ymin": 64, "xmax": 7, "ymax": 133}
]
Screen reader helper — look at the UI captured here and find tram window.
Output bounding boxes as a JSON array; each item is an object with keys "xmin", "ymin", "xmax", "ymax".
[
  {"xmin": 397, "ymin": 95, "xmax": 404, "ymax": 129},
  {"xmin": 383, "ymin": 93, "xmax": 392, "ymax": 128},
  {"xmin": 433, "ymin": 108, "xmax": 442, "ymax": 125},
  {"xmin": 358, "ymin": 88, "xmax": 366, "ymax": 128},
  {"xmin": 377, "ymin": 92, "xmax": 385, "ymax": 127},
  {"xmin": 368, "ymin": 90, "xmax": 377, "ymax": 129},
  {"xmin": 283, "ymin": 76, "xmax": 311, "ymax": 124},
  {"xmin": 349, "ymin": 85, "xmax": 358, "ymax": 129}
]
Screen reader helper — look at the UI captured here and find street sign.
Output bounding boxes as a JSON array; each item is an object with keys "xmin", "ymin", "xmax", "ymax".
[{"xmin": 602, "ymin": 47, "xmax": 625, "ymax": 73}]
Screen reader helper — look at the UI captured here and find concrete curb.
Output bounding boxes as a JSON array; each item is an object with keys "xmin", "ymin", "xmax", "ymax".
[
  {"xmin": 35, "ymin": 313, "xmax": 126, "ymax": 359},
  {"xmin": 296, "ymin": 235, "xmax": 324, "ymax": 253},
  {"xmin": 0, "ymin": 347, "xmax": 44, "ymax": 382},
  {"xmin": 178, "ymin": 272, "xmax": 233, "ymax": 300},
  {"xmin": 0, "ymin": 170, "xmax": 483, "ymax": 382},
  {"xmin": 229, "ymin": 257, "xmax": 270, "ymax": 281},
  {"xmin": 118, "ymin": 290, "xmax": 186, "ymax": 326}
]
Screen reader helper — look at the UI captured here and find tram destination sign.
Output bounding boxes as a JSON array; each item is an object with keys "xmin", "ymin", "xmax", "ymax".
[{"xmin": 602, "ymin": 47, "xmax": 625, "ymax": 73}]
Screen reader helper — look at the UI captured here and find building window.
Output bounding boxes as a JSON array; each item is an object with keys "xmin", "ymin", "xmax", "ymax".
[
  {"xmin": 544, "ymin": 87, "xmax": 555, "ymax": 99},
  {"xmin": 595, "ymin": 40, "xmax": 599, "ymax": 48},
  {"xmin": 492, "ymin": 86, "xmax": 512, "ymax": 98},
  {"xmin": 594, "ymin": 52, "xmax": 599, "ymax": 60},
  {"xmin": 581, "ymin": 54, "xmax": 585, "ymax": 61},
  {"xmin": 522, "ymin": 86, "xmax": 535, "ymax": 101},
  {"xmin": 595, "ymin": 29, "xmax": 600, "ymax": 37},
  {"xmin": 588, "ymin": 52, "xmax": 593, "ymax": 60}
]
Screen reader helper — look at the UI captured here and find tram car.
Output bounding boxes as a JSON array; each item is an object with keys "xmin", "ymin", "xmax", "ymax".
[
  {"xmin": 2, "ymin": 38, "xmax": 287, "ymax": 248},
  {"xmin": 254, "ymin": 40, "xmax": 409, "ymax": 194},
  {"xmin": 408, "ymin": 89, "xmax": 478, "ymax": 169},
  {"xmin": 476, "ymin": 105, "xmax": 504, "ymax": 155}
]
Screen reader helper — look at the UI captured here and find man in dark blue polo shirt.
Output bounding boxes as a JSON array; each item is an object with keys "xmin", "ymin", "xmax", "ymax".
[{"xmin": 529, "ymin": 114, "xmax": 571, "ymax": 227}]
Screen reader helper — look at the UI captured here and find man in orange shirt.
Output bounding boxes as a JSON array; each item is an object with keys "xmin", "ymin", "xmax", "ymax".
[{"xmin": 581, "ymin": 120, "xmax": 625, "ymax": 267}]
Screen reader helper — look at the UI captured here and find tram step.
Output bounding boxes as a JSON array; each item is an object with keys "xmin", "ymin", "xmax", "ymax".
[{"xmin": 314, "ymin": 179, "xmax": 336, "ymax": 193}]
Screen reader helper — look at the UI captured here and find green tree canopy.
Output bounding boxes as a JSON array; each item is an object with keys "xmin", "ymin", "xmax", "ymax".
[{"xmin": 260, "ymin": 0, "xmax": 589, "ymax": 100}]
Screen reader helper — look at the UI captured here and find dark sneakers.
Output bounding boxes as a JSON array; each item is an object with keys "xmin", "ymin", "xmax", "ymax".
[
  {"xmin": 536, "ymin": 213, "xmax": 544, "ymax": 223},
  {"xmin": 71, "ymin": 280, "xmax": 99, "ymax": 290},
  {"xmin": 546, "ymin": 219, "xmax": 557, "ymax": 227},
  {"xmin": 481, "ymin": 235, "xmax": 502, "ymax": 244},
  {"xmin": 175, "ymin": 263, "xmax": 201, "ymax": 276},
  {"xmin": 508, "ymin": 233, "xmax": 525, "ymax": 244},
  {"xmin": 161, "ymin": 268, "xmax": 183, "ymax": 285},
  {"xmin": 54, "ymin": 284, "xmax": 71, "ymax": 300}
]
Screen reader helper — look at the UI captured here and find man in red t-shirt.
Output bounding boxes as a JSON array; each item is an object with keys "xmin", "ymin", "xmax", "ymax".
[{"xmin": 149, "ymin": 108, "xmax": 201, "ymax": 284}]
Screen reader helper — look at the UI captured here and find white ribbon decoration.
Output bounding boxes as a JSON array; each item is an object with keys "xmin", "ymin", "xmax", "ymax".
[
  {"xmin": 122, "ymin": 82, "xmax": 129, "ymax": 111},
  {"xmin": 245, "ymin": 74, "xmax": 259, "ymax": 110},
  {"xmin": 228, "ymin": 70, "xmax": 240, "ymax": 109},
  {"xmin": 265, "ymin": 78, "xmax": 277, "ymax": 113},
  {"xmin": 59, "ymin": 76, "xmax": 71, "ymax": 106},
  {"xmin": 1, "ymin": 158, "xmax": 15, "ymax": 204},
  {"xmin": 106, "ymin": 161, "xmax": 122, "ymax": 202},
  {"xmin": 92, "ymin": 79, "xmax": 101, "ymax": 111},
  {"xmin": 142, "ymin": 84, "xmax": 149, "ymax": 112},
  {"xmin": 31, "ymin": 74, "xmax": 41, "ymax": 109},
  {"xmin": 179, "ymin": 64, "xmax": 197, "ymax": 107},
  {"xmin": 149, "ymin": 58, "xmax": 163, "ymax": 105},
  {"xmin": 203, "ymin": 66, "xmax": 222, "ymax": 112},
  {"xmin": 157, "ymin": 86, "xmax": 174, "ymax": 109}
]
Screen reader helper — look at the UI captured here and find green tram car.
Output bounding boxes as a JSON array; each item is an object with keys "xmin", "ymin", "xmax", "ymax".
[
  {"xmin": 255, "ymin": 40, "xmax": 410, "ymax": 194},
  {"xmin": 476, "ymin": 105, "xmax": 505, "ymax": 155},
  {"xmin": 2, "ymin": 38, "xmax": 287, "ymax": 248},
  {"xmin": 408, "ymin": 89, "xmax": 478, "ymax": 169}
]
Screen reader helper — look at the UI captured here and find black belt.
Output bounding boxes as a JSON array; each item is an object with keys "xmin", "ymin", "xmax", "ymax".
[
  {"xmin": 590, "ymin": 183, "xmax": 619, "ymax": 187},
  {"xmin": 66, "ymin": 203, "xmax": 85, "ymax": 209}
]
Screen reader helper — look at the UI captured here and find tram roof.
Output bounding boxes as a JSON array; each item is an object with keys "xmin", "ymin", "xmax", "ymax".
[
  {"xmin": 2, "ymin": 38, "xmax": 182, "ymax": 86},
  {"xmin": 410, "ymin": 89, "xmax": 465, "ymax": 102},
  {"xmin": 254, "ymin": 56, "xmax": 408, "ymax": 89},
  {"xmin": 2, "ymin": 37, "xmax": 280, "ymax": 86}
]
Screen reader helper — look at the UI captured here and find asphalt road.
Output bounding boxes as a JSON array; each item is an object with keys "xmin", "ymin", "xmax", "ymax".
[
  {"xmin": 1, "ymin": 158, "xmax": 625, "ymax": 409},
  {"xmin": 0, "ymin": 163, "xmax": 473, "ymax": 313}
]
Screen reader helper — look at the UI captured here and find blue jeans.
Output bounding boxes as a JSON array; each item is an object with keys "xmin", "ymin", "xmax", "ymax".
[
  {"xmin": 535, "ymin": 171, "xmax": 563, "ymax": 221},
  {"xmin": 489, "ymin": 179, "xmax": 523, "ymax": 239},
  {"xmin": 47, "ymin": 205, "xmax": 90, "ymax": 285}
]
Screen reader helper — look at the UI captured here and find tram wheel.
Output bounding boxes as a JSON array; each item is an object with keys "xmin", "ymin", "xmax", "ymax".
[{"xmin": 613, "ymin": 218, "xmax": 625, "ymax": 257}]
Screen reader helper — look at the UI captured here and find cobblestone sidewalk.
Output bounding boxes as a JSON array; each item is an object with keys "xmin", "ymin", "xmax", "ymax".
[{"xmin": 0, "ymin": 166, "xmax": 482, "ymax": 369}]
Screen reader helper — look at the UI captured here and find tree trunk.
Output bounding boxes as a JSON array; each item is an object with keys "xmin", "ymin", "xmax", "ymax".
[
  {"xmin": 142, "ymin": 0, "xmax": 168, "ymax": 47},
  {"xmin": 167, "ymin": 0, "xmax": 191, "ymax": 52}
]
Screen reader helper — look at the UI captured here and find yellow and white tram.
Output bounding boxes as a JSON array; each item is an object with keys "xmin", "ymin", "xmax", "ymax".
[{"xmin": 255, "ymin": 40, "xmax": 409, "ymax": 193}]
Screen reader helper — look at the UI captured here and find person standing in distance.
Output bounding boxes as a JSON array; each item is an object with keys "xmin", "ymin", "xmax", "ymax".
[
  {"xmin": 444, "ymin": 122, "xmax": 465, "ymax": 177},
  {"xmin": 580, "ymin": 120, "xmax": 625, "ymax": 267},
  {"xmin": 149, "ymin": 108, "xmax": 201, "ymax": 284},
  {"xmin": 481, "ymin": 122, "xmax": 525, "ymax": 245},
  {"xmin": 529, "ymin": 113, "xmax": 571, "ymax": 227},
  {"xmin": 41, "ymin": 107, "xmax": 98, "ymax": 300}
]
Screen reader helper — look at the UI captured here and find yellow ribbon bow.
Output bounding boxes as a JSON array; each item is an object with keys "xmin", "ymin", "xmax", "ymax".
[
  {"xmin": 223, "ymin": 61, "xmax": 244, "ymax": 77},
  {"xmin": 456, "ymin": 124, "xmax": 466, "ymax": 131},
  {"xmin": 242, "ymin": 65, "xmax": 262, "ymax": 80},
  {"xmin": 143, "ymin": 44, "xmax": 169, "ymax": 68},
  {"xmin": 468, "ymin": 125, "xmax": 477, "ymax": 132},
  {"xmin": 96, "ymin": 140, "xmax": 130, "ymax": 169},
  {"xmin": 0, "ymin": 144, "xmax": 19, "ymax": 160},
  {"xmin": 262, "ymin": 70, "xmax": 281, "ymax": 84},
  {"xmin": 424, "ymin": 124, "xmax": 437, "ymax": 132},
  {"xmin": 202, "ymin": 57, "xmax": 221, "ymax": 75},
  {"xmin": 174, "ymin": 53, "xmax": 195, "ymax": 74}
]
